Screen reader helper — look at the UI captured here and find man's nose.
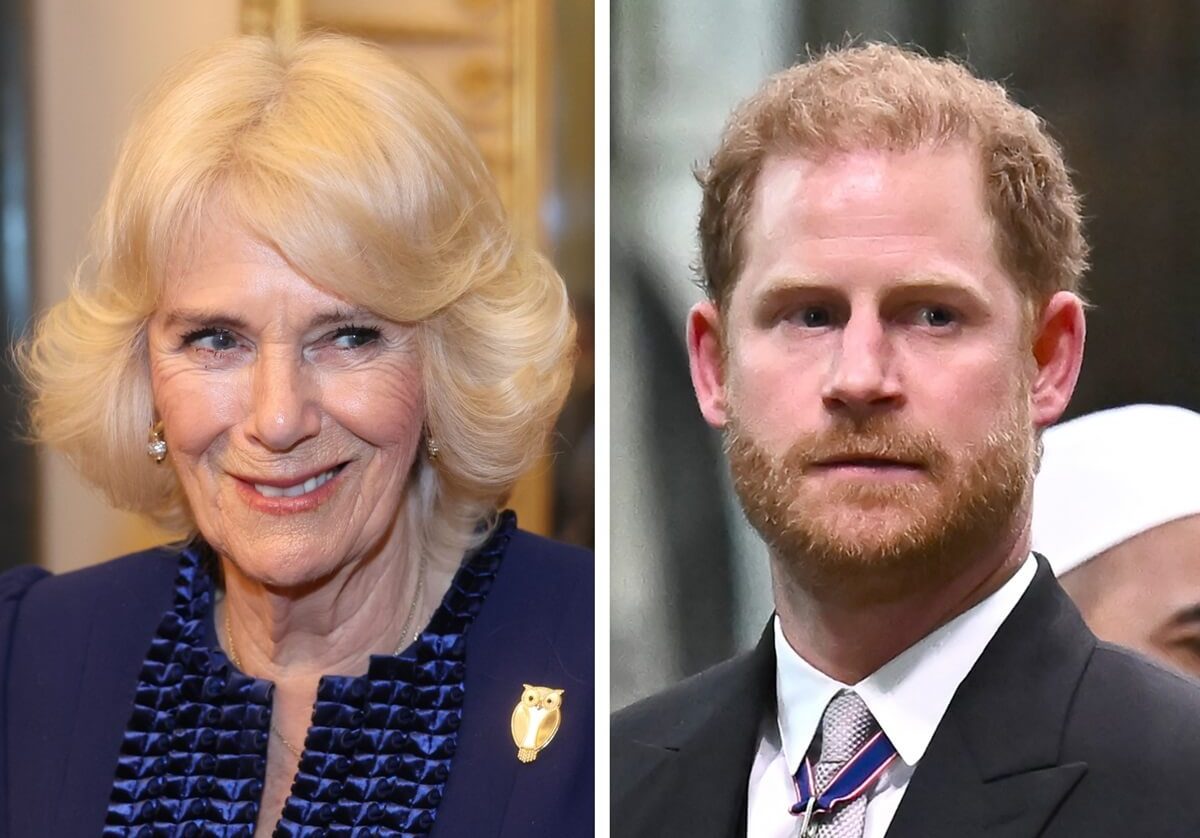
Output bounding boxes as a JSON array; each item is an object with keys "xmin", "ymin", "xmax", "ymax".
[
  {"xmin": 821, "ymin": 314, "xmax": 902, "ymax": 418},
  {"xmin": 246, "ymin": 349, "xmax": 321, "ymax": 451}
]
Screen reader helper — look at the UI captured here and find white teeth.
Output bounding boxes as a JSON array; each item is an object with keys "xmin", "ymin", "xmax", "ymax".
[{"xmin": 254, "ymin": 466, "xmax": 338, "ymax": 498}]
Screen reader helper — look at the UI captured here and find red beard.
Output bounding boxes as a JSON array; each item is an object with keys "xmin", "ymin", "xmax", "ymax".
[{"xmin": 725, "ymin": 405, "xmax": 1035, "ymax": 604}]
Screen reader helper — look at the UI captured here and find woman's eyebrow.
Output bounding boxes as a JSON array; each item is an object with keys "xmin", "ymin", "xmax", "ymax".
[
  {"xmin": 306, "ymin": 307, "xmax": 375, "ymax": 329},
  {"xmin": 159, "ymin": 308, "xmax": 248, "ymax": 330},
  {"xmin": 159, "ymin": 307, "xmax": 374, "ymax": 331}
]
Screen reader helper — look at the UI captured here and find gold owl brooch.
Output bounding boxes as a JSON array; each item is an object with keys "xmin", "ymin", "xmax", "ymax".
[{"xmin": 511, "ymin": 684, "xmax": 563, "ymax": 763}]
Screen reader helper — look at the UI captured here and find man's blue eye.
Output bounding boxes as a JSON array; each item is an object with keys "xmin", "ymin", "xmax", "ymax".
[
  {"xmin": 920, "ymin": 306, "xmax": 955, "ymax": 328},
  {"xmin": 797, "ymin": 307, "xmax": 831, "ymax": 328}
]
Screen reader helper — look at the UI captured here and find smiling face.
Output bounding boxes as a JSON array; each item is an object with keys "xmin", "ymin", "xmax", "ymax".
[
  {"xmin": 689, "ymin": 144, "xmax": 1081, "ymax": 600},
  {"xmin": 147, "ymin": 222, "xmax": 424, "ymax": 589}
]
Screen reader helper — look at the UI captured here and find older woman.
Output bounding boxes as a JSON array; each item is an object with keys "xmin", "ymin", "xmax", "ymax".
[{"xmin": 2, "ymin": 34, "xmax": 591, "ymax": 837}]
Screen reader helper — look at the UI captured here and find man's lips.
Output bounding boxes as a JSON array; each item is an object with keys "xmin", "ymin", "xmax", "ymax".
[{"xmin": 809, "ymin": 457, "xmax": 926, "ymax": 474}]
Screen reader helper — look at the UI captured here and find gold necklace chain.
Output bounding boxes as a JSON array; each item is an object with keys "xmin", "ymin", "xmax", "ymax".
[
  {"xmin": 222, "ymin": 551, "xmax": 427, "ymax": 759},
  {"xmin": 394, "ymin": 548, "xmax": 427, "ymax": 655}
]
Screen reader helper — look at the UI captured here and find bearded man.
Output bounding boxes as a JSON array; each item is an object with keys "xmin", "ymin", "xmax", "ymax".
[{"xmin": 612, "ymin": 43, "xmax": 1200, "ymax": 838}]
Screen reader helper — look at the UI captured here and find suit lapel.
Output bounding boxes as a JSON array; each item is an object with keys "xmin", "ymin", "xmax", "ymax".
[
  {"xmin": 616, "ymin": 625, "xmax": 775, "ymax": 838},
  {"xmin": 886, "ymin": 557, "xmax": 1093, "ymax": 838}
]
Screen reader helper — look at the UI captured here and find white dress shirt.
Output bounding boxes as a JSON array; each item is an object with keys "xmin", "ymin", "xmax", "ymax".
[{"xmin": 747, "ymin": 556, "xmax": 1036, "ymax": 838}]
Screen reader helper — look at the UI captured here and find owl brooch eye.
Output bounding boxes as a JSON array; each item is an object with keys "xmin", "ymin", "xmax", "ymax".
[{"xmin": 511, "ymin": 684, "xmax": 565, "ymax": 763}]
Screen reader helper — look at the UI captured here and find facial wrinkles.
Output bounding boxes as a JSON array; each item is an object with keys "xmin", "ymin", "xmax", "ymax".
[
  {"xmin": 148, "ymin": 231, "xmax": 426, "ymax": 591},
  {"xmin": 248, "ymin": 338, "xmax": 318, "ymax": 436},
  {"xmin": 215, "ymin": 349, "xmax": 419, "ymax": 521}
]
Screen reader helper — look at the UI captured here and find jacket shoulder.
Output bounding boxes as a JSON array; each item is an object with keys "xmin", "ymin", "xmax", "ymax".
[
  {"xmin": 0, "ymin": 564, "xmax": 51, "ymax": 706},
  {"xmin": 1044, "ymin": 643, "xmax": 1200, "ymax": 833},
  {"xmin": 1, "ymin": 547, "xmax": 183, "ymax": 836},
  {"xmin": 13, "ymin": 546, "xmax": 181, "ymax": 631},
  {"xmin": 5, "ymin": 546, "xmax": 182, "ymax": 681},
  {"xmin": 0, "ymin": 565, "xmax": 50, "ymax": 602},
  {"xmin": 0, "ymin": 565, "xmax": 51, "ymax": 642},
  {"xmin": 504, "ymin": 527, "xmax": 593, "ymax": 575},
  {"xmin": 613, "ymin": 650, "xmax": 757, "ymax": 746},
  {"xmin": 490, "ymin": 528, "xmax": 593, "ymax": 642},
  {"xmin": 611, "ymin": 648, "xmax": 770, "ymax": 837},
  {"xmin": 1071, "ymin": 642, "xmax": 1200, "ymax": 754}
]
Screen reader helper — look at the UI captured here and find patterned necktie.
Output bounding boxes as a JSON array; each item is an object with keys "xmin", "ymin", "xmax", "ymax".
[{"xmin": 791, "ymin": 689, "xmax": 897, "ymax": 838}]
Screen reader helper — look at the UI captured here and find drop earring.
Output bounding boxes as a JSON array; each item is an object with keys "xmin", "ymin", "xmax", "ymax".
[
  {"xmin": 146, "ymin": 420, "xmax": 167, "ymax": 463},
  {"xmin": 425, "ymin": 432, "xmax": 440, "ymax": 462}
]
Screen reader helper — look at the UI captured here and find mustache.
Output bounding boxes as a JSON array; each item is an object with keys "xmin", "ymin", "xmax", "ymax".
[{"xmin": 730, "ymin": 418, "xmax": 950, "ymax": 474}]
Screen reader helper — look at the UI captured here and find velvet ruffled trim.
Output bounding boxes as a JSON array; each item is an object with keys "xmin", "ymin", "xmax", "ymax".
[{"xmin": 102, "ymin": 513, "xmax": 513, "ymax": 837}]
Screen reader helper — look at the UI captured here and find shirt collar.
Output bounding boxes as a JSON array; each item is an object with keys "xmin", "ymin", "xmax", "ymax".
[{"xmin": 775, "ymin": 555, "xmax": 1036, "ymax": 771}]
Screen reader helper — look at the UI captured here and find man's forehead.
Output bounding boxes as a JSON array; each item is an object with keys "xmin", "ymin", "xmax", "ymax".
[
  {"xmin": 752, "ymin": 143, "xmax": 984, "ymax": 220},
  {"xmin": 741, "ymin": 146, "xmax": 994, "ymax": 270}
]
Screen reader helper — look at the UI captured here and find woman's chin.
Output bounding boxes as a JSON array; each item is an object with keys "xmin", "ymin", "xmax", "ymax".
[{"xmin": 219, "ymin": 541, "xmax": 353, "ymax": 593}]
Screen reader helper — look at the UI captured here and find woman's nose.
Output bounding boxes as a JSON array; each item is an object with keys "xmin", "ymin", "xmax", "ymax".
[{"xmin": 246, "ymin": 349, "xmax": 321, "ymax": 451}]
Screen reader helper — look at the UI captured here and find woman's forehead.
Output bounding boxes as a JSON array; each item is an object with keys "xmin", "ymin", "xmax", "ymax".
[{"xmin": 158, "ymin": 223, "xmax": 369, "ymax": 320}]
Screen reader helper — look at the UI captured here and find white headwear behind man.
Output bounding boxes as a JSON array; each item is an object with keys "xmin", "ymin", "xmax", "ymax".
[{"xmin": 1032, "ymin": 403, "xmax": 1200, "ymax": 676}]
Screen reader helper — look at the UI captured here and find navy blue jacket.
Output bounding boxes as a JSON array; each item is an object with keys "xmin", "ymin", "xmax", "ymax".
[{"xmin": 0, "ymin": 529, "xmax": 593, "ymax": 837}]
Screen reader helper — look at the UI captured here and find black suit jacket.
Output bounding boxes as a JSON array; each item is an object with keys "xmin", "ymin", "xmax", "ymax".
[{"xmin": 612, "ymin": 557, "xmax": 1200, "ymax": 837}]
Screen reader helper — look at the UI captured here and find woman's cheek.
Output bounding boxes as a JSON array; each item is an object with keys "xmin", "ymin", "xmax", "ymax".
[
  {"xmin": 155, "ymin": 367, "xmax": 246, "ymax": 457},
  {"xmin": 325, "ymin": 363, "xmax": 425, "ymax": 447}
]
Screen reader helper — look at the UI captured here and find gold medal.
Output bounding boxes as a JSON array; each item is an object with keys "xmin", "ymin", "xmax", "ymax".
[{"xmin": 510, "ymin": 684, "xmax": 563, "ymax": 762}]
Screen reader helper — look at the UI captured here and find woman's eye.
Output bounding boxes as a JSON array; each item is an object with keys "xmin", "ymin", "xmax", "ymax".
[
  {"xmin": 330, "ymin": 325, "xmax": 382, "ymax": 349},
  {"xmin": 182, "ymin": 327, "xmax": 239, "ymax": 352},
  {"xmin": 917, "ymin": 306, "xmax": 956, "ymax": 328}
]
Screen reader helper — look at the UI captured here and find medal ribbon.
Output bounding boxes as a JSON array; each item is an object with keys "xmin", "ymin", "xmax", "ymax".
[{"xmin": 789, "ymin": 729, "xmax": 899, "ymax": 816}]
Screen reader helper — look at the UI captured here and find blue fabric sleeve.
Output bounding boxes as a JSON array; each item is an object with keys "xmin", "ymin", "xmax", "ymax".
[{"xmin": 0, "ymin": 565, "xmax": 51, "ymax": 833}]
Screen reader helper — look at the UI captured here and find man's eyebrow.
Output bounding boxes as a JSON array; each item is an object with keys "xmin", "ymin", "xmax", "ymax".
[
  {"xmin": 889, "ymin": 274, "xmax": 990, "ymax": 294},
  {"xmin": 752, "ymin": 272, "xmax": 989, "ymax": 301},
  {"xmin": 756, "ymin": 274, "xmax": 828, "ymax": 292},
  {"xmin": 750, "ymin": 275, "xmax": 833, "ymax": 304},
  {"xmin": 1165, "ymin": 603, "xmax": 1200, "ymax": 629}
]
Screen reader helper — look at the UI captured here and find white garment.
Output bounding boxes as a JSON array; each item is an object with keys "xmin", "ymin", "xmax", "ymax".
[
  {"xmin": 1032, "ymin": 404, "xmax": 1200, "ymax": 575},
  {"xmin": 747, "ymin": 556, "xmax": 1036, "ymax": 838}
]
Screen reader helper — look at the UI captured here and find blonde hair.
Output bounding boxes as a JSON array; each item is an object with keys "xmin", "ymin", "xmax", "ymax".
[
  {"xmin": 19, "ymin": 34, "xmax": 576, "ymax": 559},
  {"xmin": 698, "ymin": 43, "xmax": 1089, "ymax": 314}
]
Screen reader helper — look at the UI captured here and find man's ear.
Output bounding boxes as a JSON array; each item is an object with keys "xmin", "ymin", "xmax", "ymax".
[
  {"xmin": 687, "ymin": 300, "xmax": 730, "ymax": 428},
  {"xmin": 1030, "ymin": 291, "xmax": 1086, "ymax": 428}
]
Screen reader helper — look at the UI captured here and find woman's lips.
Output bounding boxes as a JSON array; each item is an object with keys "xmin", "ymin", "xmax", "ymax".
[
  {"xmin": 252, "ymin": 465, "xmax": 342, "ymax": 497},
  {"xmin": 231, "ymin": 462, "xmax": 348, "ymax": 514}
]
